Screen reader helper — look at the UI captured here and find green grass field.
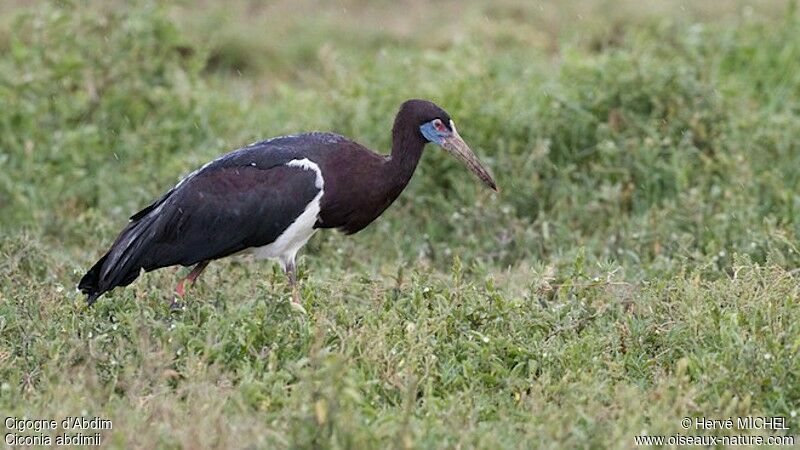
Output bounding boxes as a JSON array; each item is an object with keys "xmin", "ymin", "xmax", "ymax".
[{"xmin": 1, "ymin": 1, "xmax": 799, "ymax": 448}]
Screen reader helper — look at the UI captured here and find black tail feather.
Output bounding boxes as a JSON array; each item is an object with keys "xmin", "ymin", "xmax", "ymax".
[
  {"xmin": 79, "ymin": 253, "xmax": 109, "ymax": 306},
  {"xmin": 78, "ymin": 215, "xmax": 156, "ymax": 305}
]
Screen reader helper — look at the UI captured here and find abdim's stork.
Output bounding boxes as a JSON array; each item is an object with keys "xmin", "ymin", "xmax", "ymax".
[{"xmin": 79, "ymin": 99, "xmax": 497, "ymax": 306}]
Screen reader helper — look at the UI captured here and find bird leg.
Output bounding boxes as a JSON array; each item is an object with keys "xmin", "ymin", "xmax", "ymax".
[
  {"xmin": 284, "ymin": 259, "xmax": 302, "ymax": 305},
  {"xmin": 175, "ymin": 260, "xmax": 210, "ymax": 298}
]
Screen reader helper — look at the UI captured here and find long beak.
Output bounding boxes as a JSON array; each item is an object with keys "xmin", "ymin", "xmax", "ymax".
[{"xmin": 441, "ymin": 121, "xmax": 499, "ymax": 192}]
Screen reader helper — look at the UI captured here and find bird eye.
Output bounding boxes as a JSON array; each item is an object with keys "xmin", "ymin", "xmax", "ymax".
[{"xmin": 433, "ymin": 119, "xmax": 446, "ymax": 132}]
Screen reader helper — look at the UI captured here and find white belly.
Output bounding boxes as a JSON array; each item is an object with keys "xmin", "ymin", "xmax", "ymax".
[
  {"xmin": 250, "ymin": 200, "xmax": 319, "ymax": 265},
  {"xmin": 250, "ymin": 158, "xmax": 324, "ymax": 268}
]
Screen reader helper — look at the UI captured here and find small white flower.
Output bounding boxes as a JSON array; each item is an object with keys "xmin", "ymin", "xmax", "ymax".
[{"xmin": 764, "ymin": 353, "xmax": 772, "ymax": 360}]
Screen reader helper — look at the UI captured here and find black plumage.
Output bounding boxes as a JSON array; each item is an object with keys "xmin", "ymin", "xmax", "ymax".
[{"xmin": 79, "ymin": 99, "xmax": 497, "ymax": 305}]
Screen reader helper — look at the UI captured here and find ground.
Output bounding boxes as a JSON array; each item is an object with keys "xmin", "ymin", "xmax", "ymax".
[{"xmin": 0, "ymin": 1, "xmax": 799, "ymax": 448}]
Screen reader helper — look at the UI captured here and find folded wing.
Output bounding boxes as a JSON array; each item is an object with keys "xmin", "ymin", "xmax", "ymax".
[{"xmin": 79, "ymin": 162, "xmax": 321, "ymax": 303}]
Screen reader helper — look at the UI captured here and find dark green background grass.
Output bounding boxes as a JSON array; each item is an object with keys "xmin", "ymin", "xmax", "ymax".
[{"xmin": 1, "ymin": 1, "xmax": 798, "ymax": 448}]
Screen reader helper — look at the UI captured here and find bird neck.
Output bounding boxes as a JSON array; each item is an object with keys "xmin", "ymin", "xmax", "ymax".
[{"xmin": 386, "ymin": 120, "xmax": 426, "ymax": 189}]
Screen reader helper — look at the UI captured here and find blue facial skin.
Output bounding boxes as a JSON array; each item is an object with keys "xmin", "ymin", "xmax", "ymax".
[{"xmin": 420, "ymin": 121, "xmax": 447, "ymax": 145}]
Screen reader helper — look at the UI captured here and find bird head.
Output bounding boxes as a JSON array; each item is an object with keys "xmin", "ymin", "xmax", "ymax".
[{"xmin": 407, "ymin": 100, "xmax": 498, "ymax": 192}]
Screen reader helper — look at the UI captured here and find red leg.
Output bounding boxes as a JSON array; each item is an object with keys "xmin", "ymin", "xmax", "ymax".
[
  {"xmin": 176, "ymin": 279, "xmax": 187, "ymax": 297},
  {"xmin": 175, "ymin": 261, "xmax": 210, "ymax": 297}
]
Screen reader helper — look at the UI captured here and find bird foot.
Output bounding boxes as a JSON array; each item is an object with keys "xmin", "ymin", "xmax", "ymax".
[
  {"xmin": 172, "ymin": 281, "xmax": 186, "ymax": 310},
  {"xmin": 169, "ymin": 299, "xmax": 185, "ymax": 311},
  {"xmin": 290, "ymin": 301, "xmax": 307, "ymax": 314},
  {"xmin": 290, "ymin": 290, "xmax": 306, "ymax": 314}
]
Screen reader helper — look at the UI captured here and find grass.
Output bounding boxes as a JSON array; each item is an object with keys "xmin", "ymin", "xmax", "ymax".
[{"xmin": 1, "ymin": 0, "xmax": 799, "ymax": 448}]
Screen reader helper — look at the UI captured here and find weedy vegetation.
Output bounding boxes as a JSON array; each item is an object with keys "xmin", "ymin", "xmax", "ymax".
[{"xmin": 0, "ymin": 0, "xmax": 799, "ymax": 448}]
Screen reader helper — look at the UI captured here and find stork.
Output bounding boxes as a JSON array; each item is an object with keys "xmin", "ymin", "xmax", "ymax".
[{"xmin": 79, "ymin": 99, "xmax": 497, "ymax": 307}]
